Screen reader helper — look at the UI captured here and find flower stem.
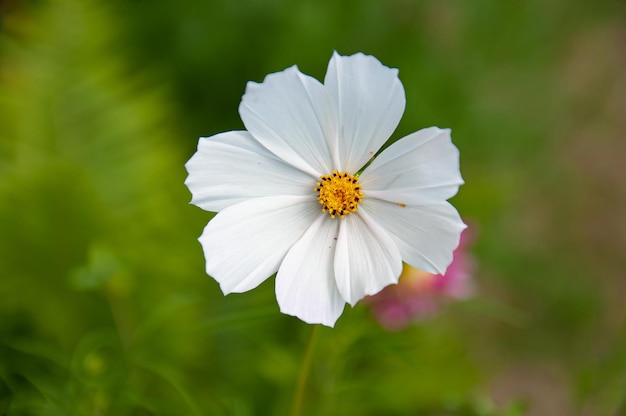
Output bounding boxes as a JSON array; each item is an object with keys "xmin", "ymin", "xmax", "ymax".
[{"xmin": 291, "ymin": 325, "xmax": 320, "ymax": 416}]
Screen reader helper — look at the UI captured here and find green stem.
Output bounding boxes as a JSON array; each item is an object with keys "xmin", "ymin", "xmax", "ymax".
[{"xmin": 291, "ymin": 325, "xmax": 320, "ymax": 416}]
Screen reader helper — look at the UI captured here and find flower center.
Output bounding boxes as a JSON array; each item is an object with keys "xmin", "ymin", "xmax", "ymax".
[{"xmin": 315, "ymin": 170, "xmax": 363, "ymax": 219}]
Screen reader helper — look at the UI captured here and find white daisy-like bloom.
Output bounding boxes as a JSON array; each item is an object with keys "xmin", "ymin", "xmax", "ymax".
[{"xmin": 185, "ymin": 52, "xmax": 466, "ymax": 327}]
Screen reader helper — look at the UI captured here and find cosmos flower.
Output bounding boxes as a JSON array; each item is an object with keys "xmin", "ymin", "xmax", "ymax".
[
  {"xmin": 365, "ymin": 228, "xmax": 476, "ymax": 331},
  {"xmin": 185, "ymin": 52, "xmax": 466, "ymax": 327}
]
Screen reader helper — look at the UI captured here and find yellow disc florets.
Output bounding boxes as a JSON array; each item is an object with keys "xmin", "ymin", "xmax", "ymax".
[{"xmin": 314, "ymin": 170, "xmax": 363, "ymax": 219}]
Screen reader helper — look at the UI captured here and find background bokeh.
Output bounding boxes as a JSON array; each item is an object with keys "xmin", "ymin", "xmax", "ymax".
[{"xmin": 1, "ymin": 0, "xmax": 625, "ymax": 414}]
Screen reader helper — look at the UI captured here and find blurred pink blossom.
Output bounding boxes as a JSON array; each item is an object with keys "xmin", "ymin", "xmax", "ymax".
[{"xmin": 365, "ymin": 227, "xmax": 476, "ymax": 331}]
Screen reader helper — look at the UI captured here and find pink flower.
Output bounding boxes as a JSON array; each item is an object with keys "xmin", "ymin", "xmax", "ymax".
[{"xmin": 365, "ymin": 227, "xmax": 476, "ymax": 331}]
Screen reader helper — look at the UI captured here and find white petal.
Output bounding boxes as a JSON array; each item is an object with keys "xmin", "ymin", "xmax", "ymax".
[
  {"xmin": 324, "ymin": 52, "xmax": 406, "ymax": 173},
  {"xmin": 185, "ymin": 131, "xmax": 315, "ymax": 212},
  {"xmin": 199, "ymin": 196, "xmax": 318, "ymax": 294},
  {"xmin": 359, "ymin": 127, "xmax": 463, "ymax": 206},
  {"xmin": 361, "ymin": 199, "xmax": 466, "ymax": 274},
  {"xmin": 334, "ymin": 210, "xmax": 403, "ymax": 306},
  {"xmin": 239, "ymin": 66, "xmax": 337, "ymax": 177},
  {"xmin": 276, "ymin": 215, "xmax": 345, "ymax": 327}
]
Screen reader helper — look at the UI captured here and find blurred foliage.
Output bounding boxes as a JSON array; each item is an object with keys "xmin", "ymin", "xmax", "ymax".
[{"xmin": 1, "ymin": 0, "xmax": 625, "ymax": 414}]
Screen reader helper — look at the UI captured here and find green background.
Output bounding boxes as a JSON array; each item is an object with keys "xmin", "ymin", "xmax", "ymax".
[{"xmin": 1, "ymin": 0, "xmax": 625, "ymax": 414}]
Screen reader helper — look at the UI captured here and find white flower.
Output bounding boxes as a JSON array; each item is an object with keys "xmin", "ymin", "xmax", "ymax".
[{"xmin": 185, "ymin": 52, "xmax": 466, "ymax": 327}]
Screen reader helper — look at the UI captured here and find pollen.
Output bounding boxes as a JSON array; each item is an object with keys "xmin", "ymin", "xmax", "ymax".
[{"xmin": 314, "ymin": 170, "xmax": 363, "ymax": 219}]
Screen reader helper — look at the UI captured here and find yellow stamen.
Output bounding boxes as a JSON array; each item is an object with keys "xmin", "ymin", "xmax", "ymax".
[{"xmin": 314, "ymin": 170, "xmax": 363, "ymax": 219}]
